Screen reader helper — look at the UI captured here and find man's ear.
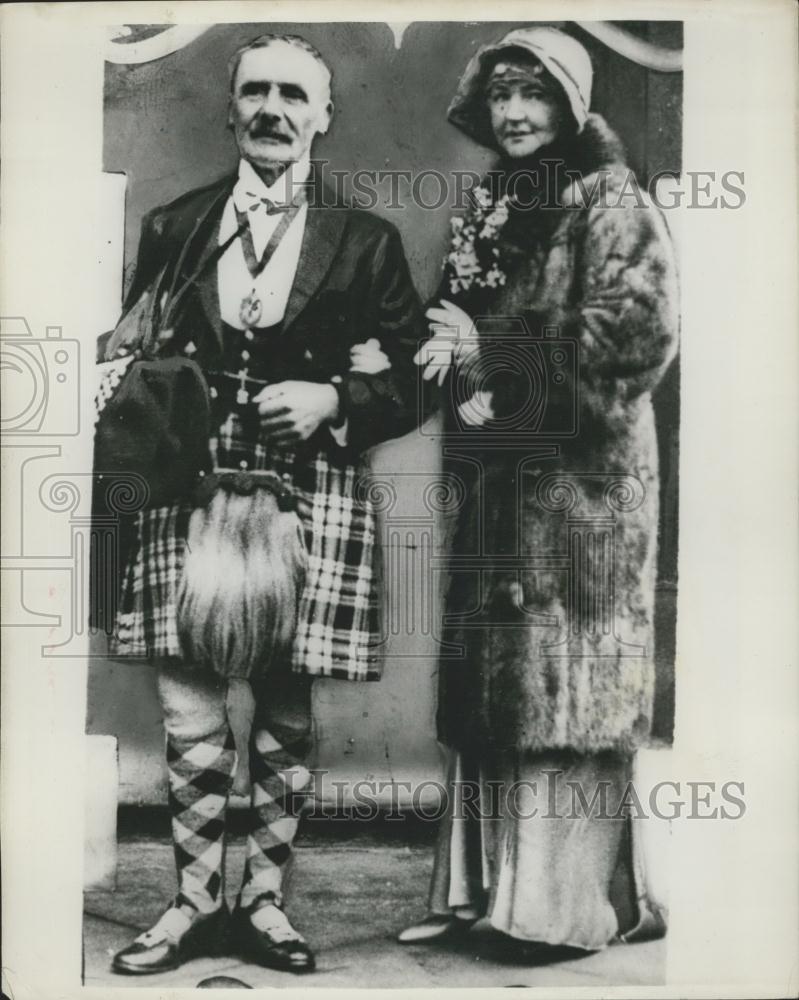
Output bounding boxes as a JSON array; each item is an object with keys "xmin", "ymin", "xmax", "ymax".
[{"xmin": 318, "ymin": 100, "xmax": 334, "ymax": 136}]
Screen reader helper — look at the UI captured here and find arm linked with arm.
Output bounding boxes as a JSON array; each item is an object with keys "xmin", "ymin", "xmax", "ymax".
[{"xmin": 335, "ymin": 223, "xmax": 427, "ymax": 453}]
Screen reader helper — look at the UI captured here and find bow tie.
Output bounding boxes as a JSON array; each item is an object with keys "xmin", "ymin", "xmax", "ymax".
[{"xmin": 244, "ymin": 193, "xmax": 290, "ymax": 215}]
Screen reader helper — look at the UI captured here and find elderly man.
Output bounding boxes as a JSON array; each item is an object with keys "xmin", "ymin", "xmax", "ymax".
[{"xmin": 107, "ymin": 33, "xmax": 423, "ymax": 975}]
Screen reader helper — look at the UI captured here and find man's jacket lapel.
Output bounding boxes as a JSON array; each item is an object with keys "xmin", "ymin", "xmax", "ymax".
[
  {"xmin": 282, "ymin": 172, "xmax": 347, "ymax": 333},
  {"xmin": 168, "ymin": 177, "xmax": 233, "ymax": 351}
]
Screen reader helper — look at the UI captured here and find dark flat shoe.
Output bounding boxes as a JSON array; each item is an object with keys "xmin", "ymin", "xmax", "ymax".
[
  {"xmin": 112, "ymin": 905, "xmax": 228, "ymax": 975},
  {"xmin": 229, "ymin": 899, "xmax": 315, "ymax": 974}
]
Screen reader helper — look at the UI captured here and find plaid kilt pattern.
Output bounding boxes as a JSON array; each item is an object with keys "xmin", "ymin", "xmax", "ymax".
[{"xmin": 110, "ymin": 411, "xmax": 383, "ymax": 681}]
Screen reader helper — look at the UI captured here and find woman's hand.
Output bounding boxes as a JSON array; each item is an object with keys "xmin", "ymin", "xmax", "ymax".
[
  {"xmin": 349, "ymin": 337, "xmax": 391, "ymax": 374},
  {"xmin": 414, "ymin": 299, "xmax": 479, "ymax": 386},
  {"xmin": 255, "ymin": 381, "xmax": 340, "ymax": 446},
  {"xmin": 456, "ymin": 388, "xmax": 495, "ymax": 427}
]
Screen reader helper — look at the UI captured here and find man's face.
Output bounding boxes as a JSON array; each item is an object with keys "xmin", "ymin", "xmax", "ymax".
[{"xmin": 228, "ymin": 42, "xmax": 332, "ymax": 168}]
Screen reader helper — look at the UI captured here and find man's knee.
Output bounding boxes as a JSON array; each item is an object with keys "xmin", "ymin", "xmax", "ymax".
[{"xmin": 156, "ymin": 660, "xmax": 229, "ymax": 743}]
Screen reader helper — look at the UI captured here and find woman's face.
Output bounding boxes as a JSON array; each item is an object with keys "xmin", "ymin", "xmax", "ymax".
[{"xmin": 486, "ymin": 76, "xmax": 564, "ymax": 159}]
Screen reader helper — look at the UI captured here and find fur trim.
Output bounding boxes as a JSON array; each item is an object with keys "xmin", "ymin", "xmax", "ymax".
[
  {"xmin": 558, "ymin": 114, "xmax": 640, "ymax": 209},
  {"xmin": 562, "ymin": 113, "xmax": 628, "ymax": 179}
]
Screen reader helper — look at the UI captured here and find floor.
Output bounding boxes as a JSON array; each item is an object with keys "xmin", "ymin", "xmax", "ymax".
[{"xmin": 84, "ymin": 822, "xmax": 666, "ymax": 989}]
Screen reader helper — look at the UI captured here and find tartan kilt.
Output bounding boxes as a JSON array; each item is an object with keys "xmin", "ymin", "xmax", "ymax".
[{"xmin": 109, "ymin": 411, "xmax": 383, "ymax": 681}]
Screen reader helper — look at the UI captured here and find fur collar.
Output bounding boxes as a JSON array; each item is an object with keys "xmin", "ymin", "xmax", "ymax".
[
  {"xmin": 557, "ymin": 114, "xmax": 634, "ymax": 208},
  {"xmin": 564, "ymin": 113, "xmax": 628, "ymax": 178}
]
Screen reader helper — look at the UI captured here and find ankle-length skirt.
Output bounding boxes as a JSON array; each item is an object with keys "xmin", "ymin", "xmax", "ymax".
[{"xmin": 427, "ymin": 747, "xmax": 666, "ymax": 950}]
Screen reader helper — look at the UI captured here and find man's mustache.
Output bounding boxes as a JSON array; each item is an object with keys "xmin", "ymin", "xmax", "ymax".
[{"xmin": 248, "ymin": 119, "xmax": 292, "ymax": 142}]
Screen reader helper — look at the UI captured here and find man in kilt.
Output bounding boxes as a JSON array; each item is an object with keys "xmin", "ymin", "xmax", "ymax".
[{"xmin": 104, "ymin": 33, "xmax": 424, "ymax": 975}]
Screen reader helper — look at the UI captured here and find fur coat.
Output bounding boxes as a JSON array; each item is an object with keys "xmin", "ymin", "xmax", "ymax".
[{"xmin": 436, "ymin": 114, "xmax": 679, "ymax": 754}]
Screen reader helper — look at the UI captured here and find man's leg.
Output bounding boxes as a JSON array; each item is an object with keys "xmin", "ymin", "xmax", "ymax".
[
  {"xmin": 232, "ymin": 666, "xmax": 315, "ymax": 973},
  {"xmin": 160, "ymin": 662, "xmax": 236, "ymax": 915},
  {"xmin": 112, "ymin": 661, "xmax": 235, "ymax": 974}
]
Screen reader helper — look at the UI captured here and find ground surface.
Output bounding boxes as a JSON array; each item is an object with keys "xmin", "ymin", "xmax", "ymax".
[{"xmin": 84, "ymin": 823, "xmax": 666, "ymax": 990}]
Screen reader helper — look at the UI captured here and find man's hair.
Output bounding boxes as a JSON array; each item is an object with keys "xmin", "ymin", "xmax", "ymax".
[{"xmin": 227, "ymin": 33, "xmax": 332, "ymax": 97}]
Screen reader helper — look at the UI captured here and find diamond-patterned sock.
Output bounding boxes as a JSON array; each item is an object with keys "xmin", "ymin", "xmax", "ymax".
[
  {"xmin": 239, "ymin": 728, "xmax": 312, "ymax": 909},
  {"xmin": 166, "ymin": 721, "xmax": 237, "ymax": 914}
]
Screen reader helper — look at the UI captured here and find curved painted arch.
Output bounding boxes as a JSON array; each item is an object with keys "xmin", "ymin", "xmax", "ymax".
[
  {"xmin": 104, "ymin": 21, "xmax": 682, "ymax": 73},
  {"xmin": 105, "ymin": 25, "xmax": 212, "ymax": 65},
  {"xmin": 576, "ymin": 21, "xmax": 683, "ymax": 72}
]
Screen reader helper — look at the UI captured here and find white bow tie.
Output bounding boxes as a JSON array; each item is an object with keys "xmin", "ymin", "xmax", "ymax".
[
  {"xmin": 232, "ymin": 173, "xmax": 292, "ymax": 215},
  {"xmin": 237, "ymin": 190, "xmax": 289, "ymax": 216}
]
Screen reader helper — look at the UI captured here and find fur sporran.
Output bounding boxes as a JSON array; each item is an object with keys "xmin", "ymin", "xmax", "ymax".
[{"xmin": 176, "ymin": 485, "xmax": 308, "ymax": 679}]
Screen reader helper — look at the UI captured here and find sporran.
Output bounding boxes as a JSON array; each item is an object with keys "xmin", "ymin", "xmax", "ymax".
[{"xmin": 176, "ymin": 476, "xmax": 308, "ymax": 680}]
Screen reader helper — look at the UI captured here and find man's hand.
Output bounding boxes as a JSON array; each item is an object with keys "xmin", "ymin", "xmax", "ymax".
[{"xmin": 254, "ymin": 381, "xmax": 340, "ymax": 446}]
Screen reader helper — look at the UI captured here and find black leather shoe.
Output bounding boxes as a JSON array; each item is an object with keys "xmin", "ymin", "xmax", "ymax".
[
  {"xmin": 112, "ymin": 904, "xmax": 229, "ymax": 975},
  {"xmin": 230, "ymin": 897, "xmax": 315, "ymax": 974}
]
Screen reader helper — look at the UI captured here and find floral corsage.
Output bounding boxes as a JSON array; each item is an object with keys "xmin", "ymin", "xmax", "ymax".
[{"xmin": 444, "ymin": 186, "xmax": 510, "ymax": 295}]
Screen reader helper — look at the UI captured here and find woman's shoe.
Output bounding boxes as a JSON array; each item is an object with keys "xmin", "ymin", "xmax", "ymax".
[
  {"xmin": 112, "ymin": 903, "xmax": 228, "ymax": 975},
  {"xmin": 397, "ymin": 911, "xmax": 478, "ymax": 944}
]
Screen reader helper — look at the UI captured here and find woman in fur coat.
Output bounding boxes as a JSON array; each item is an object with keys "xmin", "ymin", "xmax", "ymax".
[{"xmin": 401, "ymin": 26, "xmax": 679, "ymax": 951}]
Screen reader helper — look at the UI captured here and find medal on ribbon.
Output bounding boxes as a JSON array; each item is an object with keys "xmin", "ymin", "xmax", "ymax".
[
  {"xmin": 239, "ymin": 289, "xmax": 262, "ymax": 328},
  {"xmin": 234, "ymin": 185, "xmax": 308, "ymax": 330}
]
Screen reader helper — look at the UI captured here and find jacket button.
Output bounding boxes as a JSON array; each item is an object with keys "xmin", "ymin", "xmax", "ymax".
[{"xmin": 304, "ymin": 349, "xmax": 313, "ymax": 361}]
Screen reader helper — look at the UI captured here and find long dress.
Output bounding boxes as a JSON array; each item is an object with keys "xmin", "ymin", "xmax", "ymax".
[{"xmin": 426, "ymin": 749, "xmax": 667, "ymax": 949}]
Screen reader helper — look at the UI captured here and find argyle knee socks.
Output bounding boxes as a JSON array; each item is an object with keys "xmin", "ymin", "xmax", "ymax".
[
  {"xmin": 239, "ymin": 728, "xmax": 312, "ymax": 909},
  {"xmin": 166, "ymin": 721, "xmax": 237, "ymax": 914}
]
